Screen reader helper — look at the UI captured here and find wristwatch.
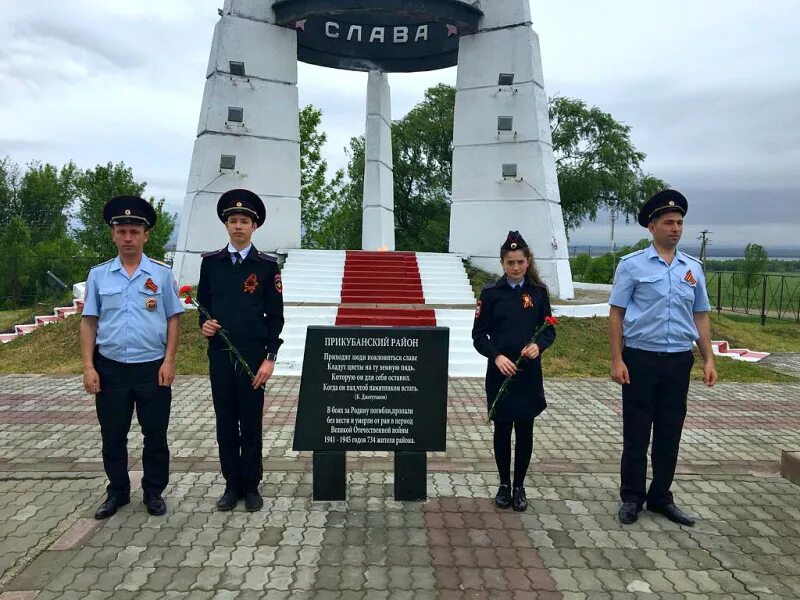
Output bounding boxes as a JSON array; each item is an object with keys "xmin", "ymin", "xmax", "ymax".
[{"xmin": 265, "ymin": 352, "xmax": 278, "ymax": 362}]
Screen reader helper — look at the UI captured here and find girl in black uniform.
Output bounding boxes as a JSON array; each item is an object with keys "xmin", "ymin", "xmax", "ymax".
[{"xmin": 472, "ymin": 231, "xmax": 556, "ymax": 511}]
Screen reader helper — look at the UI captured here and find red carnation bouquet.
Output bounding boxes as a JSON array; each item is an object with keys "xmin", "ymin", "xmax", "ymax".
[
  {"xmin": 487, "ymin": 316, "xmax": 559, "ymax": 422},
  {"xmin": 179, "ymin": 285, "xmax": 264, "ymax": 390}
]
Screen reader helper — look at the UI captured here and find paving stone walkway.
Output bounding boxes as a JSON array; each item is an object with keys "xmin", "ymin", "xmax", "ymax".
[
  {"xmin": 760, "ymin": 353, "xmax": 800, "ymax": 379},
  {"xmin": 1, "ymin": 374, "xmax": 799, "ymax": 599}
]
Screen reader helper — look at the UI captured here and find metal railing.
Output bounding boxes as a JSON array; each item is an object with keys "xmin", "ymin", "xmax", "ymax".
[{"xmin": 707, "ymin": 271, "xmax": 800, "ymax": 324}]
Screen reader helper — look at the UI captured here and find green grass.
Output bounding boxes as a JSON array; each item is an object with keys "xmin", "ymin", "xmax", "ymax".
[
  {"xmin": 707, "ymin": 312, "xmax": 800, "ymax": 353},
  {"xmin": 541, "ymin": 315, "xmax": 796, "ymax": 383},
  {"xmin": 0, "ymin": 312, "xmax": 795, "ymax": 382},
  {"xmin": 707, "ymin": 271, "xmax": 800, "ymax": 319},
  {"xmin": 464, "ymin": 261, "xmax": 497, "ymax": 298}
]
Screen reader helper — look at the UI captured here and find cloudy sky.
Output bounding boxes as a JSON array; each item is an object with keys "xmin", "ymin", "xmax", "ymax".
[{"xmin": 1, "ymin": 1, "xmax": 798, "ymax": 252}]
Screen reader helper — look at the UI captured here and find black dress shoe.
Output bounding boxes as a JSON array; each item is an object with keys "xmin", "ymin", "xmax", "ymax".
[
  {"xmin": 618, "ymin": 502, "xmax": 641, "ymax": 524},
  {"xmin": 494, "ymin": 484, "xmax": 512, "ymax": 509},
  {"xmin": 648, "ymin": 502, "xmax": 696, "ymax": 526},
  {"xmin": 94, "ymin": 495, "xmax": 130, "ymax": 520},
  {"xmin": 217, "ymin": 489, "xmax": 240, "ymax": 511},
  {"xmin": 143, "ymin": 493, "xmax": 167, "ymax": 516},
  {"xmin": 244, "ymin": 490, "xmax": 263, "ymax": 512},
  {"xmin": 512, "ymin": 486, "xmax": 528, "ymax": 512}
]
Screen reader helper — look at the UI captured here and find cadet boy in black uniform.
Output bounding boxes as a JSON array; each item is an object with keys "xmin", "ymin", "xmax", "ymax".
[{"xmin": 197, "ymin": 188, "xmax": 284, "ymax": 511}]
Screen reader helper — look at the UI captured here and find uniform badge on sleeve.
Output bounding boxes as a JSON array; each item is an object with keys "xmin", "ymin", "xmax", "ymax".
[
  {"xmin": 243, "ymin": 273, "xmax": 259, "ymax": 294},
  {"xmin": 684, "ymin": 270, "xmax": 697, "ymax": 285},
  {"xmin": 475, "ymin": 299, "xmax": 482, "ymax": 318},
  {"xmin": 274, "ymin": 273, "xmax": 283, "ymax": 294},
  {"xmin": 522, "ymin": 292, "xmax": 534, "ymax": 309},
  {"xmin": 145, "ymin": 297, "xmax": 157, "ymax": 311},
  {"xmin": 144, "ymin": 277, "xmax": 158, "ymax": 293}
]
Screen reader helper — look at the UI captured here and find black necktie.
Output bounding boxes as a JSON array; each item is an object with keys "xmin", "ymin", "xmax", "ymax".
[{"xmin": 232, "ymin": 251, "xmax": 242, "ymax": 266}]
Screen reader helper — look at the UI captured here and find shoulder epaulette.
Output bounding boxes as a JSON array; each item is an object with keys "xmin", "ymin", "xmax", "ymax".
[
  {"xmin": 620, "ymin": 249, "xmax": 646, "ymax": 261},
  {"xmin": 482, "ymin": 279, "xmax": 501, "ymax": 291},
  {"xmin": 201, "ymin": 248, "xmax": 227, "ymax": 259},
  {"xmin": 149, "ymin": 258, "xmax": 171, "ymax": 268},
  {"xmin": 89, "ymin": 258, "xmax": 114, "ymax": 271},
  {"xmin": 682, "ymin": 252, "xmax": 703, "ymax": 265},
  {"xmin": 257, "ymin": 252, "xmax": 278, "ymax": 263}
]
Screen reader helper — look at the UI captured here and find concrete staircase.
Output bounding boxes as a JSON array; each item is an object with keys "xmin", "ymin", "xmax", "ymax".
[
  {"xmin": 711, "ymin": 340, "xmax": 770, "ymax": 362},
  {"xmin": 0, "ymin": 297, "xmax": 85, "ymax": 344},
  {"xmin": 276, "ymin": 249, "xmax": 484, "ymax": 377}
]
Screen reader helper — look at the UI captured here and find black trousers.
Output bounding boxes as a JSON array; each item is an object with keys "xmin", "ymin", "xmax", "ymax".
[
  {"xmin": 620, "ymin": 347, "xmax": 694, "ymax": 507},
  {"xmin": 94, "ymin": 352, "xmax": 171, "ymax": 498},
  {"xmin": 493, "ymin": 419, "xmax": 535, "ymax": 487},
  {"xmin": 208, "ymin": 346, "xmax": 265, "ymax": 493}
]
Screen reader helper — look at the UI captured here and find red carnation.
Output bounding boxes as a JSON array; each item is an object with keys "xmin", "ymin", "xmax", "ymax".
[
  {"xmin": 184, "ymin": 296, "xmax": 193, "ymax": 304},
  {"xmin": 545, "ymin": 316, "xmax": 559, "ymax": 326},
  {"xmin": 179, "ymin": 285, "xmax": 192, "ymax": 295}
]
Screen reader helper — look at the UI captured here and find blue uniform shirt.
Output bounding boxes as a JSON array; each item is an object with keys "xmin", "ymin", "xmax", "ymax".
[
  {"xmin": 609, "ymin": 244, "xmax": 711, "ymax": 353},
  {"xmin": 82, "ymin": 254, "xmax": 185, "ymax": 363}
]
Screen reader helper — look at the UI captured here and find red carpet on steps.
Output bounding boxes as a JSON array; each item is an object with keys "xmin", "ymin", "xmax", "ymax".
[
  {"xmin": 335, "ymin": 251, "xmax": 435, "ymax": 327},
  {"xmin": 335, "ymin": 307, "xmax": 436, "ymax": 327},
  {"xmin": 339, "ymin": 250, "xmax": 425, "ymax": 304}
]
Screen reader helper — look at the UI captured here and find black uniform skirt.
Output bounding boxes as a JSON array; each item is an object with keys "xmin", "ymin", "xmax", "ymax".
[{"xmin": 485, "ymin": 358, "xmax": 547, "ymax": 422}]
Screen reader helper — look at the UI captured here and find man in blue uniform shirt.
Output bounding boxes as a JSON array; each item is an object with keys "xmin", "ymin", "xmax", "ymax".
[
  {"xmin": 80, "ymin": 195, "xmax": 184, "ymax": 519},
  {"xmin": 609, "ymin": 189, "xmax": 717, "ymax": 527}
]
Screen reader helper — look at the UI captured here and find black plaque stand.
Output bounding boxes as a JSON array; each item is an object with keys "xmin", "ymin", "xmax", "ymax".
[
  {"xmin": 312, "ymin": 451, "xmax": 428, "ymax": 502},
  {"xmin": 312, "ymin": 451, "xmax": 346, "ymax": 501},
  {"xmin": 394, "ymin": 451, "xmax": 427, "ymax": 501}
]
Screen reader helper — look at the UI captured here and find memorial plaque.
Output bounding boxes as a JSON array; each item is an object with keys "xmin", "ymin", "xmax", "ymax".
[{"xmin": 293, "ymin": 326, "xmax": 449, "ymax": 452}]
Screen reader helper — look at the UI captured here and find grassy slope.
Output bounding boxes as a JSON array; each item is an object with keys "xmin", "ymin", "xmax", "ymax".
[{"xmin": 0, "ymin": 311, "xmax": 795, "ymax": 382}]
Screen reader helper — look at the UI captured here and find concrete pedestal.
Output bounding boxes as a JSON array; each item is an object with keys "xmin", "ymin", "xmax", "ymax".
[
  {"xmin": 172, "ymin": 0, "xmax": 301, "ymax": 285},
  {"xmin": 448, "ymin": 0, "xmax": 574, "ymax": 298}
]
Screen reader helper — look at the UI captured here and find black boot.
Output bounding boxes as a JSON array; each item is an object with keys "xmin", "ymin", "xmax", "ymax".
[
  {"xmin": 244, "ymin": 489, "xmax": 263, "ymax": 512},
  {"xmin": 494, "ymin": 484, "xmax": 512, "ymax": 509},
  {"xmin": 143, "ymin": 492, "xmax": 167, "ymax": 516},
  {"xmin": 512, "ymin": 486, "xmax": 528, "ymax": 512},
  {"xmin": 217, "ymin": 488, "xmax": 240, "ymax": 511},
  {"xmin": 618, "ymin": 502, "xmax": 641, "ymax": 524},
  {"xmin": 648, "ymin": 502, "xmax": 696, "ymax": 526},
  {"xmin": 94, "ymin": 494, "xmax": 130, "ymax": 520}
]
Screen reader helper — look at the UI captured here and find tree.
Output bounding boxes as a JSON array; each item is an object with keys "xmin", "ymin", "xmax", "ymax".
[
  {"xmin": 0, "ymin": 158, "xmax": 77, "ymax": 243},
  {"xmin": 549, "ymin": 96, "xmax": 667, "ymax": 232},
  {"xmin": 299, "ymin": 105, "xmax": 345, "ymax": 248},
  {"xmin": 74, "ymin": 162, "xmax": 174, "ymax": 260},
  {"xmin": 0, "ymin": 217, "xmax": 32, "ymax": 308},
  {"xmin": 741, "ymin": 242, "xmax": 768, "ymax": 287},
  {"xmin": 306, "ymin": 137, "xmax": 363, "ymax": 250},
  {"xmin": 18, "ymin": 162, "xmax": 78, "ymax": 243},
  {"xmin": 391, "ymin": 84, "xmax": 454, "ymax": 252},
  {"xmin": 306, "ymin": 85, "xmax": 456, "ymax": 251}
]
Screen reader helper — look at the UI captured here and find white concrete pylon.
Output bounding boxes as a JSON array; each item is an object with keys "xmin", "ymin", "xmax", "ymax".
[
  {"xmin": 362, "ymin": 70, "xmax": 396, "ymax": 251},
  {"xmin": 449, "ymin": 0, "xmax": 574, "ymax": 299},
  {"xmin": 172, "ymin": 0, "xmax": 301, "ymax": 285}
]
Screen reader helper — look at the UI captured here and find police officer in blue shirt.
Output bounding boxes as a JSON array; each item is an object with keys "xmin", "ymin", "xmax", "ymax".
[
  {"xmin": 80, "ymin": 196, "xmax": 185, "ymax": 519},
  {"xmin": 609, "ymin": 189, "xmax": 717, "ymax": 527}
]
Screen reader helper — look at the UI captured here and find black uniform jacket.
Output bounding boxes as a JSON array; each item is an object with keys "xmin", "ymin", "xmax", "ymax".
[
  {"xmin": 472, "ymin": 277, "xmax": 556, "ymax": 422},
  {"xmin": 197, "ymin": 246, "xmax": 284, "ymax": 356}
]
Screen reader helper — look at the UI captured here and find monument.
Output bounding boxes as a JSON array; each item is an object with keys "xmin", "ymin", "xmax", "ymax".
[{"xmin": 171, "ymin": 0, "xmax": 574, "ymax": 298}]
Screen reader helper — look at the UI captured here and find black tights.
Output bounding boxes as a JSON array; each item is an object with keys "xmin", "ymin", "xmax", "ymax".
[{"xmin": 493, "ymin": 419, "xmax": 534, "ymax": 487}]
